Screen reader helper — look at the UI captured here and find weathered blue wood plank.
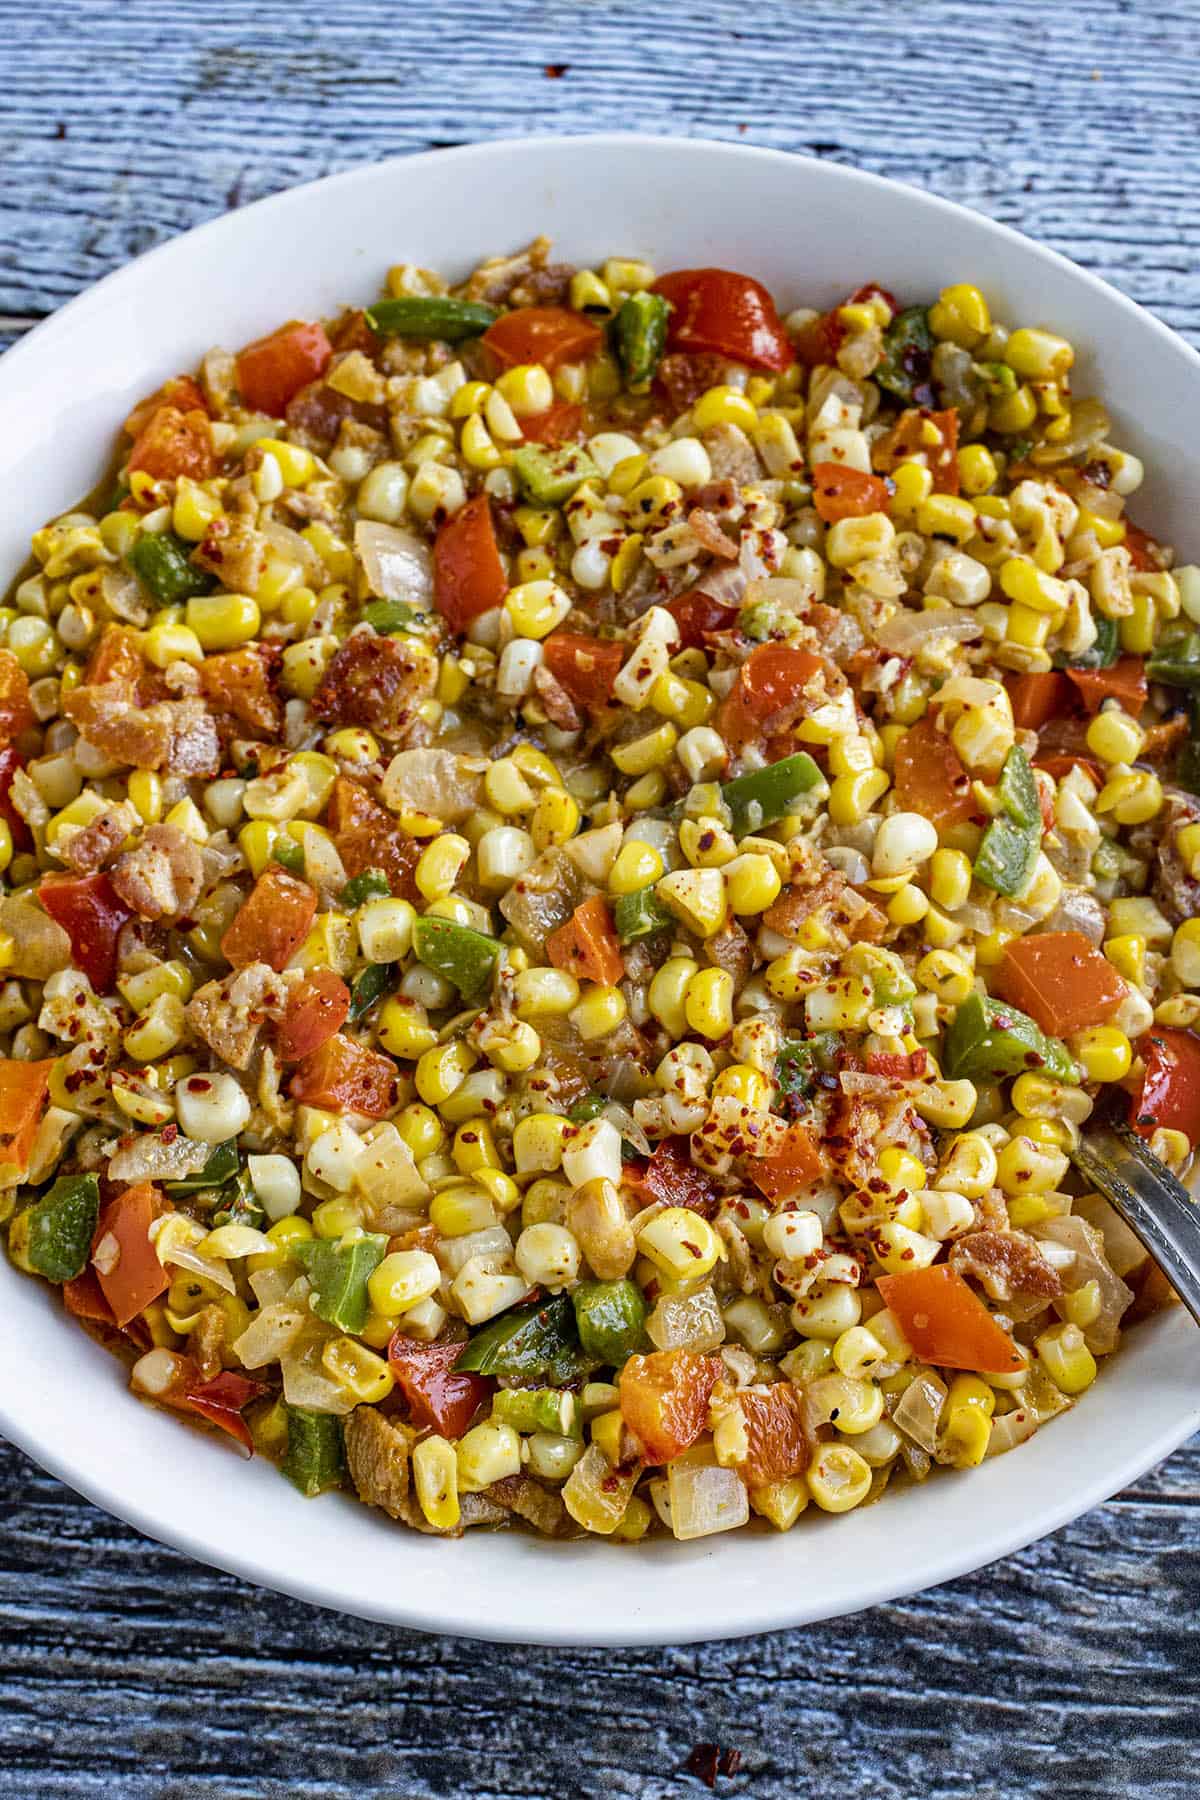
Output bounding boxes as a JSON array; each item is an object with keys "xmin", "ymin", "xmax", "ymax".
[{"xmin": 3, "ymin": 2, "xmax": 1200, "ymax": 1793}]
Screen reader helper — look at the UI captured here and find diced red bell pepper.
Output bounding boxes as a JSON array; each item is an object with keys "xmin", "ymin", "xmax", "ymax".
[
  {"xmin": 128, "ymin": 405, "xmax": 217, "ymax": 482},
  {"xmin": 124, "ymin": 375, "xmax": 209, "ymax": 440},
  {"xmin": 221, "ymin": 865, "xmax": 316, "ymax": 972},
  {"xmin": 541, "ymin": 631, "xmax": 625, "ymax": 712},
  {"xmin": 181, "ymin": 1368, "xmax": 269, "ymax": 1455},
  {"xmin": 326, "ymin": 776, "xmax": 420, "ymax": 899},
  {"xmin": 0, "ymin": 651, "xmax": 34, "ymax": 744},
  {"xmin": 1033, "ymin": 753, "xmax": 1105, "ymax": 787},
  {"xmin": 518, "ymin": 399, "xmax": 583, "ymax": 445},
  {"xmin": 717, "ymin": 644, "xmax": 825, "ymax": 753},
  {"xmin": 482, "ymin": 306, "xmax": 603, "ymax": 373},
  {"xmin": 289, "ymin": 1032, "xmax": 397, "ymax": 1117},
  {"xmin": 0, "ymin": 747, "xmax": 31, "ymax": 849},
  {"xmin": 748, "ymin": 1120, "xmax": 825, "ymax": 1203},
  {"xmin": 891, "ymin": 714, "xmax": 976, "ymax": 831},
  {"xmin": 666, "ymin": 588, "xmax": 740, "ymax": 650},
  {"xmin": 995, "ymin": 931, "xmax": 1128, "ymax": 1038},
  {"xmin": 619, "ymin": 1349, "xmax": 724, "ymax": 1464},
  {"xmin": 0, "ymin": 1057, "xmax": 52, "ymax": 1183},
  {"xmin": 811, "ymin": 464, "xmax": 891, "ymax": 523},
  {"xmin": 876, "ymin": 1265, "xmax": 1025, "ymax": 1375},
  {"xmin": 622, "ymin": 1137, "xmax": 721, "ymax": 1218},
  {"xmin": 652, "ymin": 268, "xmax": 794, "ymax": 372},
  {"xmin": 433, "ymin": 494, "xmax": 508, "ymax": 634},
  {"xmin": 873, "ymin": 406, "xmax": 959, "ymax": 493},
  {"xmin": 236, "ymin": 319, "xmax": 333, "ymax": 417},
  {"xmin": 38, "ymin": 872, "xmax": 133, "ymax": 994},
  {"xmin": 1132, "ymin": 1028, "xmax": 1200, "ymax": 1144},
  {"xmin": 389, "ymin": 1332, "xmax": 493, "ymax": 1438},
  {"xmin": 63, "ymin": 1264, "xmax": 117, "ymax": 1326},
  {"xmin": 93, "ymin": 1183, "xmax": 169, "ymax": 1329},
  {"xmin": 1006, "ymin": 671, "xmax": 1073, "ymax": 732},
  {"xmin": 545, "ymin": 896, "xmax": 625, "ymax": 987},
  {"xmin": 1064, "ymin": 657, "xmax": 1147, "ymax": 717},
  {"xmin": 866, "ymin": 1049, "xmax": 930, "ymax": 1079},
  {"xmin": 276, "ymin": 969, "xmax": 351, "ymax": 1062}
]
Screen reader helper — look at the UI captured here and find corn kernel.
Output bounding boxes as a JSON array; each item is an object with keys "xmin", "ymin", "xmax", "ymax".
[
  {"xmin": 693, "ymin": 386, "xmax": 758, "ymax": 432},
  {"xmin": 957, "ymin": 444, "xmax": 998, "ymax": 496},
  {"xmin": 928, "ymin": 284, "xmax": 992, "ymax": 349},
  {"xmin": 186, "ymin": 591, "xmax": 260, "ymax": 651},
  {"xmin": 1036, "ymin": 1321, "xmax": 1097, "ymax": 1394}
]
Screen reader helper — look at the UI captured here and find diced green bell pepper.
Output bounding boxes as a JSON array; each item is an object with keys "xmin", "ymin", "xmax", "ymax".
[
  {"xmin": 976, "ymin": 360, "xmax": 1018, "ymax": 396},
  {"xmin": 512, "ymin": 443, "xmax": 599, "ymax": 506},
  {"xmin": 293, "ymin": 1234, "xmax": 388, "ymax": 1334},
  {"xmin": 272, "ymin": 836, "xmax": 305, "ymax": 875},
  {"xmin": 1062, "ymin": 614, "xmax": 1119, "ymax": 671},
  {"xmin": 1177, "ymin": 692, "xmax": 1200, "ymax": 796},
  {"xmin": 364, "ymin": 296, "xmax": 499, "ymax": 341},
  {"xmin": 1147, "ymin": 630, "xmax": 1200, "ymax": 687},
  {"xmin": 348, "ymin": 960, "xmax": 400, "ymax": 1023},
  {"xmin": 341, "ymin": 868, "xmax": 392, "ymax": 908},
  {"xmin": 572, "ymin": 1279, "xmax": 649, "ymax": 1367},
  {"xmin": 974, "ymin": 744, "xmax": 1041, "ymax": 895},
  {"xmin": 457, "ymin": 1293, "xmax": 594, "ymax": 1384},
  {"xmin": 613, "ymin": 883, "xmax": 675, "ymax": 943},
  {"xmin": 128, "ymin": 530, "xmax": 215, "ymax": 606},
  {"xmin": 613, "ymin": 290, "xmax": 671, "ymax": 388},
  {"xmin": 411, "ymin": 915, "xmax": 500, "ymax": 1003},
  {"xmin": 775, "ymin": 1039, "xmax": 817, "ymax": 1104},
  {"xmin": 20, "ymin": 1173, "xmax": 100, "ymax": 1282},
  {"xmin": 996, "ymin": 743, "xmax": 1040, "ymax": 831},
  {"xmin": 942, "ymin": 991, "xmax": 1077, "ymax": 1084},
  {"xmin": 491, "ymin": 1387, "xmax": 579, "ymax": 1435},
  {"xmin": 567, "ymin": 1093, "xmax": 606, "ymax": 1123},
  {"xmin": 362, "ymin": 598, "xmax": 419, "ymax": 635},
  {"xmin": 722, "ymin": 752, "xmax": 823, "ymax": 837},
  {"xmin": 165, "ymin": 1138, "xmax": 240, "ymax": 1196},
  {"xmin": 875, "ymin": 306, "xmax": 935, "ymax": 404},
  {"xmin": 282, "ymin": 1406, "xmax": 345, "ymax": 1497}
]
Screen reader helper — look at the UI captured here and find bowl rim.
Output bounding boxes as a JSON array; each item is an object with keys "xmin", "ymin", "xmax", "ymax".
[{"xmin": 3, "ymin": 130, "xmax": 1200, "ymax": 1646}]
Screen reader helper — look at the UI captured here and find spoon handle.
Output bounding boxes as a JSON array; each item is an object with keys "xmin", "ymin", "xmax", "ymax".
[{"xmin": 1072, "ymin": 1119, "xmax": 1200, "ymax": 1329}]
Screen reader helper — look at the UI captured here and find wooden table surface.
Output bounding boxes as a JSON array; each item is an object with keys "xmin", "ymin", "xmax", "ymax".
[{"xmin": 3, "ymin": 1, "xmax": 1200, "ymax": 1793}]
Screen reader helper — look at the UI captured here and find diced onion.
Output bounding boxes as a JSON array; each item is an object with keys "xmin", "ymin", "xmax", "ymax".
[{"xmin": 354, "ymin": 520, "xmax": 435, "ymax": 605}]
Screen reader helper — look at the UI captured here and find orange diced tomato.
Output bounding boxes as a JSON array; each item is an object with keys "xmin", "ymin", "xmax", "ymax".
[
  {"xmin": 482, "ymin": 306, "xmax": 603, "ymax": 372},
  {"xmin": 93, "ymin": 1183, "xmax": 170, "ymax": 1329},
  {"xmin": 652, "ymin": 268, "xmax": 794, "ymax": 372},
  {"xmin": 289, "ymin": 1032, "xmax": 397, "ymax": 1117},
  {"xmin": 124, "ymin": 375, "xmax": 209, "ymax": 440},
  {"xmin": 717, "ymin": 644, "xmax": 825, "ymax": 752},
  {"xmin": 1063, "ymin": 656, "xmax": 1148, "ymax": 717},
  {"xmin": 181, "ymin": 1368, "xmax": 268, "ymax": 1455},
  {"xmin": 38, "ymin": 872, "xmax": 133, "ymax": 994},
  {"xmin": 619, "ymin": 1348, "xmax": 724, "ymax": 1464},
  {"xmin": 748, "ymin": 1120, "xmax": 824, "ymax": 1203},
  {"xmin": 391, "ymin": 1333, "xmax": 493, "ymax": 1438},
  {"xmin": 326, "ymin": 775, "xmax": 420, "ymax": 899},
  {"xmin": 1006, "ymin": 671, "xmax": 1072, "ymax": 732},
  {"xmin": 432, "ymin": 493, "xmax": 508, "ymax": 634},
  {"xmin": 62, "ymin": 1265, "xmax": 117, "ymax": 1326},
  {"xmin": 128, "ymin": 405, "xmax": 217, "ymax": 481},
  {"xmin": 220, "ymin": 865, "xmax": 316, "ymax": 972},
  {"xmin": 545, "ymin": 896, "xmax": 624, "ymax": 987},
  {"xmin": 873, "ymin": 406, "xmax": 959, "ymax": 493},
  {"xmin": 666, "ymin": 588, "xmax": 740, "ymax": 650},
  {"xmin": 1132, "ymin": 1028, "xmax": 1200, "ymax": 1144},
  {"xmin": 235, "ymin": 319, "xmax": 333, "ymax": 417},
  {"xmin": 0, "ymin": 650, "xmax": 35, "ymax": 742},
  {"xmin": 541, "ymin": 632, "xmax": 624, "ymax": 712},
  {"xmin": 875, "ymin": 1265, "xmax": 1025, "ymax": 1375},
  {"xmin": 995, "ymin": 931, "xmax": 1127, "ymax": 1037},
  {"xmin": 276, "ymin": 969, "xmax": 351, "ymax": 1062},
  {"xmin": 811, "ymin": 463, "xmax": 890, "ymax": 523},
  {"xmin": 0, "ymin": 1057, "xmax": 52, "ymax": 1182},
  {"xmin": 738, "ymin": 1384, "xmax": 809, "ymax": 1484},
  {"xmin": 892, "ymin": 714, "xmax": 977, "ymax": 831},
  {"xmin": 518, "ymin": 399, "xmax": 583, "ymax": 445}
]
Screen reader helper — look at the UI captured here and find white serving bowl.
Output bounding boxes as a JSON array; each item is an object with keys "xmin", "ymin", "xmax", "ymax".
[{"xmin": 2, "ymin": 134, "xmax": 1199, "ymax": 1645}]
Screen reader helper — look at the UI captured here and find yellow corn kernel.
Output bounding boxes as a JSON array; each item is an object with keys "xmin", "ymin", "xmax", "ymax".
[
  {"xmin": 495, "ymin": 362, "xmax": 555, "ymax": 417},
  {"xmin": 989, "ymin": 385, "xmax": 1038, "ymax": 434},
  {"xmin": 1103, "ymin": 932, "xmax": 1146, "ymax": 986},
  {"xmin": 449, "ymin": 380, "xmax": 491, "ymax": 419},
  {"xmin": 1071, "ymin": 1025, "xmax": 1133, "ymax": 1083},
  {"xmin": 185, "ymin": 591, "xmax": 260, "ymax": 651},
  {"xmin": 1036, "ymin": 1321, "xmax": 1097, "ymax": 1394},
  {"xmin": 321, "ymin": 1337, "xmax": 395, "ymax": 1405},
  {"xmin": 310, "ymin": 1196, "xmax": 365, "ymax": 1240},
  {"xmin": 414, "ymin": 834, "xmax": 470, "ymax": 901},
  {"xmin": 609, "ymin": 839, "xmax": 665, "ymax": 895},
  {"xmin": 878, "ymin": 1146, "xmax": 928, "ymax": 1196},
  {"xmin": 940, "ymin": 1403, "xmax": 992, "ymax": 1468},
  {"xmin": 649, "ymin": 670, "xmax": 714, "ymax": 729},
  {"xmin": 1061, "ymin": 1280, "xmax": 1103, "ymax": 1332},
  {"xmin": 142, "ymin": 620, "xmax": 205, "ymax": 668},
  {"xmin": 413, "ymin": 1434, "xmax": 461, "ymax": 1531},
  {"xmin": 1086, "ymin": 707, "xmax": 1144, "ymax": 765},
  {"xmin": 125, "ymin": 993, "xmax": 186, "ymax": 1063},
  {"xmin": 415, "ymin": 1040, "xmax": 477, "ymax": 1106},
  {"xmin": 713, "ymin": 1063, "xmax": 770, "ymax": 1110},
  {"xmin": 236, "ymin": 819, "xmax": 280, "ymax": 878},
  {"xmin": 459, "ymin": 412, "xmax": 503, "ymax": 471},
  {"xmin": 172, "ymin": 478, "xmax": 224, "ymax": 542},
  {"xmin": 637, "ymin": 1207, "xmax": 724, "ymax": 1280},
  {"xmin": 657, "ymin": 866, "xmax": 727, "ymax": 936},
  {"xmin": 683, "ymin": 967, "xmax": 735, "ymax": 1040},
  {"xmin": 505, "ymin": 579, "xmax": 572, "ymax": 640},
  {"xmin": 257, "ymin": 437, "xmax": 315, "ymax": 486},
  {"xmin": 915, "ymin": 494, "xmax": 977, "ymax": 545},
  {"xmin": 1005, "ymin": 327, "xmax": 1075, "ymax": 382},
  {"xmin": 887, "ymin": 882, "xmax": 929, "ymax": 927},
  {"xmin": 995, "ymin": 1135, "xmax": 1068, "ymax": 1196},
  {"xmin": 1005, "ymin": 603, "xmax": 1052, "ymax": 650},
  {"xmin": 569, "ymin": 269, "xmax": 612, "ymax": 314},
  {"xmin": 806, "ymin": 1443, "xmax": 873, "ymax": 1512},
  {"xmin": 376, "ymin": 997, "xmax": 438, "ymax": 1061},
  {"xmin": 1118, "ymin": 588, "xmax": 1158, "ymax": 655},
  {"xmin": 125, "ymin": 768, "xmax": 163, "ymax": 827},
  {"xmin": 889, "ymin": 460, "xmax": 934, "ymax": 521},
  {"xmin": 589, "ymin": 1409, "xmax": 625, "ymax": 1465},
  {"xmin": 927, "ymin": 283, "xmax": 992, "ymax": 349},
  {"xmin": 693, "ymin": 385, "xmax": 758, "ymax": 432},
  {"xmin": 956, "ymin": 444, "xmax": 998, "ymax": 496},
  {"xmin": 394, "ymin": 1102, "xmax": 445, "ymax": 1160},
  {"xmin": 530, "ymin": 786, "xmax": 579, "ymax": 851},
  {"xmin": 1096, "ymin": 768, "xmax": 1163, "ymax": 826},
  {"xmin": 513, "ymin": 967, "xmax": 580, "ymax": 1019},
  {"xmin": 301, "ymin": 522, "xmax": 355, "ymax": 583},
  {"xmin": 609, "ymin": 533, "xmax": 644, "ymax": 595},
  {"xmin": 679, "ymin": 817, "xmax": 736, "ymax": 869},
  {"xmin": 999, "ymin": 555, "xmax": 1069, "ymax": 615},
  {"xmin": 724, "ymin": 852, "xmax": 782, "ymax": 916},
  {"xmin": 916, "ymin": 948, "xmax": 974, "ymax": 1007},
  {"xmin": 911, "ymin": 1078, "xmax": 978, "ymax": 1130},
  {"xmin": 569, "ymin": 983, "xmax": 628, "ymax": 1042},
  {"xmin": 647, "ymin": 957, "xmax": 699, "ymax": 1037},
  {"xmin": 928, "ymin": 847, "xmax": 972, "ymax": 911},
  {"xmin": 1076, "ymin": 506, "xmax": 1126, "ymax": 551},
  {"xmin": 607, "ymin": 452, "xmax": 649, "ymax": 496},
  {"xmin": 367, "ymin": 1249, "xmax": 442, "ymax": 1318},
  {"xmin": 453, "ymin": 1118, "xmax": 500, "ymax": 1176},
  {"xmin": 324, "ymin": 726, "xmax": 380, "ymax": 767}
]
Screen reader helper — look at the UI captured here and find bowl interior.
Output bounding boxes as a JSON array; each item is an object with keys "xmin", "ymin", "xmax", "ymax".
[{"xmin": 3, "ymin": 135, "xmax": 1200, "ymax": 1644}]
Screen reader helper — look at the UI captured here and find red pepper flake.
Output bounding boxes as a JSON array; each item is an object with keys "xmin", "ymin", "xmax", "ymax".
[
  {"xmin": 685, "ymin": 1745, "xmax": 743, "ymax": 1788},
  {"xmin": 544, "ymin": 62, "xmax": 570, "ymax": 77}
]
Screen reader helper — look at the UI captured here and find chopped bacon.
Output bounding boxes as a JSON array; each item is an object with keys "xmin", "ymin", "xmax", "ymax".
[
  {"xmin": 312, "ymin": 632, "xmax": 435, "ymax": 737},
  {"xmin": 687, "ymin": 508, "xmax": 739, "ymax": 560},
  {"xmin": 326, "ymin": 775, "xmax": 421, "ymax": 899},
  {"xmin": 950, "ymin": 1230, "xmax": 1063, "ymax": 1302},
  {"xmin": 622, "ymin": 1137, "xmax": 721, "ymax": 1218},
  {"xmin": 199, "ymin": 647, "xmax": 283, "ymax": 739},
  {"xmin": 0, "ymin": 651, "xmax": 35, "ymax": 742}
]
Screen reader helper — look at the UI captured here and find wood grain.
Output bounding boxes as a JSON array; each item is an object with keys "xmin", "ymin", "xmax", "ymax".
[{"xmin": 3, "ymin": 1, "xmax": 1200, "ymax": 1793}]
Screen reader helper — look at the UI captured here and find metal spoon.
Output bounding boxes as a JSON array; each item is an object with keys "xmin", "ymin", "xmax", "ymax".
[{"xmin": 1071, "ymin": 1091, "xmax": 1200, "ymax": 1328}]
